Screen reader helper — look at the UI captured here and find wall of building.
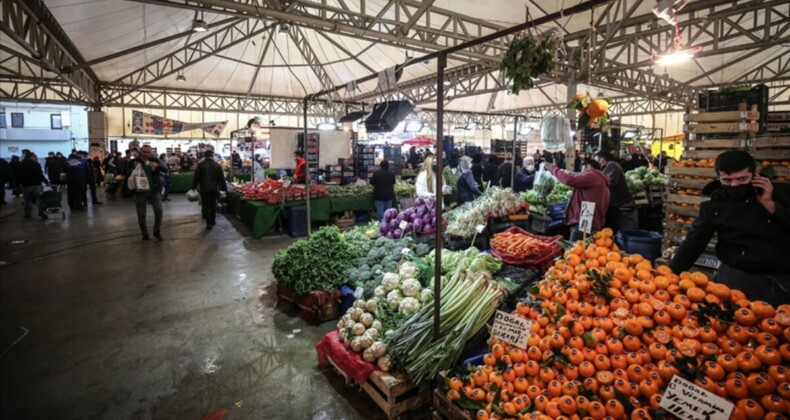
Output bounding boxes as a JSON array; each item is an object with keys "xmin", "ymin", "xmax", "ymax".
[{"xmin": 0, "ymin": 102, "xmax": 89, "ymax": 158}]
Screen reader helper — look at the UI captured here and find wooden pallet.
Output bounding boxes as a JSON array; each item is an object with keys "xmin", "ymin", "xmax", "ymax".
[{"xmin": 684, "ymin": 109, "xmax": 760, "ymax": 123}]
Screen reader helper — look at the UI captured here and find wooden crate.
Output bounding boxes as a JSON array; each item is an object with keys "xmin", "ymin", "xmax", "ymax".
[
  {"xmin": 684, "ymin": 121, "xmax": 759, "ymax": 135},
  {"xmin": 333, "ymin": 211, "xmax": 356, "ymax": 231},
  {"xmin": 361, "ymin": 370, "xmax": 431, "ymax": 420},
  {"xmin": 667, "ymin": 166, "xmax": 717, "ymax": 178},
  {"xmin": 751, "ymin": 136, "xmax": 790, "ymax": 160},
  {"xmin": 432, "ymin": 389, "xmax": 473, "ymax": 420},
  {"xmin": 670, "ymin": 177, "xmax": 711, "ymax": 190},
  {"xmin": 684, "ymin": 109, "xmax": 760, "ymax": 123},
  {"xmin": 665, "ymin": 204, "xmax": 699, "ymax": 218},
  {"xmin": 665, "ymin": 193, "xmax": 708, "ymax": 206}
]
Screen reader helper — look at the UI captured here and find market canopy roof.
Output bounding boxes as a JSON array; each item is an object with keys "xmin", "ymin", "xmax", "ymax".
[{"xmin": 0, "ymin": 0, "xmax": 788, "ymax": 114}]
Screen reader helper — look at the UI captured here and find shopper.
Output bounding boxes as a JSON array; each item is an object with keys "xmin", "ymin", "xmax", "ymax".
[
  {"xmin": 0, "ymin": 157, "xmax": 9, "ymax": 208},
  {"xmin": 406, "ymin": 146, "xmax": 421, "ymax": 169},
  {"xmin": 483, "ymin": 155, "xmax": 500, "ymax": 189},
  {"xmin": 44, "ymin": 152, "xmax": 63, "ymax": 191},
  {"xmin": 545, "ymin": 160, "xmax": 610, "ymax": 242},
  {"xmin": 594, "ymin": 151, "xmax": 639, "ymax": 232},
  {"xmin": 370, "ymin": 159, "xmax": 396, "ymax": 221},
  {"xmin": 79, "ymin": 151, "xmax": 101, "ymax": 206},
  {"xmin": 293, "ymin": 151, "xmax": 306, "ymax": 184},
  {"xmin": 18, "ymin": 153, "xmax": 50, "ymax": 219},
  {"xmin": 128, "ymin": 145, "xmax": 165, "ymax": 241},
  {"xmin": 8, "ymin": 155, "xmax": 22, "ymax": 198},
  {"xmin": 158, "ymin": 153, "xmax": 172, "ymax": 201},
  {"xmin": 498, "ymin": 153, "xmax": 514, "ymax": 189},
  {"xmin": 65, "ymin": 152, "xmax": 86, "ymax": 212},
  {"xmin": 653, "ymin": 151, "xmax": 670, "ymax": 173},
  {"xmin": 471, "ymin": 154, "xmax": 484, "ymax": 187},
  {"xmin": 415, "ymin": 155, "xmax": 436, "ymax": 198},
  {"xmin": 456, "ymin": 156, "xmax": 482, "ymax": 205},
  {"xmin": 669, "ymin": 151, "xmax": 790, "ymax": 305},
  {"xmin": 191, "ymin": 149, "xmax": 227, "ymax": 229},
  {"xmin": 513, "ymin": 157, "xmax": 536, "ymax": 193}
]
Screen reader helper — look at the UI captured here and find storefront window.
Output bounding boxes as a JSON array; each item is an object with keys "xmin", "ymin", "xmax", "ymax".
[{"xmin": 51, "ymin": 113, "xmax": 63, "ymax": 129}]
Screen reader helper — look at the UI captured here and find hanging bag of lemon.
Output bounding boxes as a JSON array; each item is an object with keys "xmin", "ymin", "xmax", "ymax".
[{"xmin": 444, "ymin": 228, "xmax": 789, "ymax": 419}]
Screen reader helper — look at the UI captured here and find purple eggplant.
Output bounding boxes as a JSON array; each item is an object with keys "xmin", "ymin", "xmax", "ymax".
[
  {"xmin": 379, "ymin": 223, "xmax": 389, "ymax": 234},
  {"xmin": 383, "ymin": 208, "xmax": 399, "ymax": 220},
  {"xmin": 412, "ymin": 218, "xmax": 423, "ymax": 233},
  {"xmin": 388, "ymin": 219, "xmax": 399, "ymax": 230},
  {"xmin": 393, "ymin": 228, "xmax": 403, "ymax": 237},
  {"xmin": 414, "ymin": 197, "xmax": 425, "ymax": 207}
]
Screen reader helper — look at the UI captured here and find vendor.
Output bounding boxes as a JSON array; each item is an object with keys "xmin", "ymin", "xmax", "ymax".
[
  {"xmin": 545, "ymin": 160, "xmax": 610, "ymax": 242},
  {"xmin": 415, "ymin": 155, "xmax": 436, "ymax": 198},
  {"xmin": 456, "ymin": 156, "xmax": 482, "ymax": 205},
  {"xmin": 513, "ymin": 157, "xmax": 536, "ymax": 193},
  {"xmin": 370, "ymin": 159, "xmax": 396, "ymax": 220},
  {"xmin": 293, "ymin": 151, "xmax": 306, "ymax": 184},
  {"xmin": 669, "ymin": 151, "xmax": 790, "ymax": 305}
]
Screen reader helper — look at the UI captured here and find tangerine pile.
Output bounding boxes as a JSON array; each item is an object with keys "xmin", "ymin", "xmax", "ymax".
[{"xmin": 446, "ymin": 228, "xmax": 790, "ymax": 420}]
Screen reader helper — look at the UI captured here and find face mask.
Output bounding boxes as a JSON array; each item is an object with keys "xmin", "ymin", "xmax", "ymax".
[
  {"xmin": 722, "ymin": 184, "xmax": 754, "ymax": 200},
  {"xmin": 526, "ymin": 164, "xmax": 535, "ymax": 171}
]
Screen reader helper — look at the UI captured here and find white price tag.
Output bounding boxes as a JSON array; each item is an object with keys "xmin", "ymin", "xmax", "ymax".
[
  {"xmin": 354, "ymin": 287, "xmax": 364, "ymax": 299},
  {"xmin": 659, "ymin": 376, "xmax": 734, "ymax": 420},
  {"xmin": 283, "ymin": 179, "xmax": 292, "ymax": 188},
  {"xmin": 399, "ymin": 220, "xmax": 408, "ymax": 231},
  {"xmin": 475, "ymin": 224, "xmax": 485, "ymax": 234},
  {"xmin": 491, "ymin": 310, "xmax": 533, "ymax": 349},
  {"xmin": 579, "ymin": 201, "xmax": 596, "ymax": 234}
]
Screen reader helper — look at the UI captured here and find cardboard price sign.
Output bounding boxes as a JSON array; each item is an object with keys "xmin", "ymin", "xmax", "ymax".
[
  {"xmin": 579, "ymin": 201, "xmax": 595, "ymax": 234},
  {"xmin": 659, "ymin": 375, "xmax": 734, "ymax": 420},
  {"xmin": 491, "ymin": 310, "xmax": 532, "ymax": 349}
]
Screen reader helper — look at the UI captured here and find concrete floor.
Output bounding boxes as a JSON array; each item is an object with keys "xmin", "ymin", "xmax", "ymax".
[{"xmin": 0, "ymin": 189, "xmax": 389, "ymax": 420}]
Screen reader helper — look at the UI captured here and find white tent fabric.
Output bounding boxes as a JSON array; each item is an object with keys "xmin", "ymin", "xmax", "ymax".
[{"xmin": 3, "ymin": 0, "xmax": 779, "ymax": 113}]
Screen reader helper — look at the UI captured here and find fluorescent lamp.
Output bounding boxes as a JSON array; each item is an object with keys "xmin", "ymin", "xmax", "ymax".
[
  {"xmin": 176, "ymin": 73, "xmax": 186, "ymax": 82},
  {"xmin": 316, "ymin": 122, "xmax": 337, "ymax": 131},
  {"xmin": 191, "ymin": 19, "xmax": 208, "ymax": 32},
  {"xmin": 653, "ymin": 51, "xmax": 693, "ymax": 65},
  {"xmin": 518, "ymin": 125, "xmax": 534, "ymax": 136},
  {"xmin": 404, "ymin": 120, "xmax": 424, "ymax": 133},
  {"xmin": 464, "ymin": 121, "xmax": 479, "ymax": 130},
  {"xmin": 622, "ymin": 131, "xmax": 638, "ymax": 139}
]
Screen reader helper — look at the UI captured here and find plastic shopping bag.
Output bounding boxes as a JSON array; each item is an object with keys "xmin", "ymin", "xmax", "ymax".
[
  {"xmin": 540, "ymin": 115, "xmax": 572, "ymax": 151},
  {"xmin": 532, "ymin": 162, "xmax": 556, "ymax": 197},
  {"xmin": 186, "ymin": 189, "xmax": 199, "ymax": 202}
]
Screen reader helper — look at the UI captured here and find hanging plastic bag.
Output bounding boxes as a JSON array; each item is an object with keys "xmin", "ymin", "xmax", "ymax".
[
  {"xmin": 186, "ymin": 189, "xmax": 199, "ymax": 202},
  {"xmin": 540, "ymin": 115, "xmax": 571, "ymax": 151},
  {"xmin": 532, "ymin": 162, "xmax": 556, "ymax": 198}
]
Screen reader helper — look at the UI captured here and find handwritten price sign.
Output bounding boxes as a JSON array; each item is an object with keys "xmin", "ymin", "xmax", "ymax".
[
  {"xmin": 659, "ymin": 375, "xmax": 733, "ymax": 420},
  {"xmin": 491, "ymin": 310, "xmax": 532, "ymax": 349}
]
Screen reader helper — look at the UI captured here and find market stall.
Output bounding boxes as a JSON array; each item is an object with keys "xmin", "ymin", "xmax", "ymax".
[{"xmin": 169, "ymin": 172, "xmax": 194, "ymax": 193}]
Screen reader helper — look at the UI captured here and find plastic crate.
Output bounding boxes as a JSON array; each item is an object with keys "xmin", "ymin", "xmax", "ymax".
[
  {"xmin": 354, "ymin": 210, "xmax": 371, "ymax": 224},
  {"xmin": 339, "ymin": 284, "xmax": 356, "ymax": 315},
  {"xmin": 529, "ymin": 212, "xmax": 552, "ymax": 234},
  {"xmin": 285, "ymin": 205, "xmax": 308, "ymax": 237},
  {"xmin": 547, "ymin": 202, "xmax": 568, "ymax": 219}
]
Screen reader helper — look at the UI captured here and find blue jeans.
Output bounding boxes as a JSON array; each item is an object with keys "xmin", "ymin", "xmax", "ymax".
[
  {"xmin": 374, "ymin": 199, "xmax": 393, "ymax": 221},
  {"xmin": 22, "ymin": 185, "xmax": 43, "ymax": 216}
]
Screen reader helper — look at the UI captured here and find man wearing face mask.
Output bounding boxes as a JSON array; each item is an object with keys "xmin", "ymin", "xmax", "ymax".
[
  {"xmin": 594, "ymin": 151, "xmax": 639, "ymax": 232},
  {"xmin": 669, "ymin": 151, "xmax": 790, "ymax": 305},
  {"xmin": 545, "ymin": 160, "xmax": 610, "ymax": 242},
  {"xmin": 513, "ymin": 157, "xmax": 537, "ymax": 193}
]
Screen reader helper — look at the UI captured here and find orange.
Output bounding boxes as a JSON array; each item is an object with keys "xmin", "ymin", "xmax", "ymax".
[
  {"xmin": 604, "ymin": 399, "xmax": 625, "ymax": 418},
  {"xmin": 686, "ymin": 287, "xmax": 706, "ymax": 302},
  {"xmin": 760, "ymin": 394, "xmax": 788, "ymax": 414},
  {"xmin": 690, "ymin": 271, "xmax": 710, "ymax": 288},
  {"xmin": 735, "ymin": 308, "xmax": 758, "ymax": 326},
  {"xmin": 735, "ymin": 398, "xmax": 765, "ymax": 420}
]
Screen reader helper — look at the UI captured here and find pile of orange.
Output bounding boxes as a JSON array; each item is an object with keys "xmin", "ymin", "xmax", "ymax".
[{"xmin": 446, "ymin": 228, "xmax": 790, "ymax": 420}]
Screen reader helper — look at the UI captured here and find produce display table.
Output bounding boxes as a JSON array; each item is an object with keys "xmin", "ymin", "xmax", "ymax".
[
  {"xmin": 330, "ymin": 194, "xmax": 375, "ymax": 213},
  {"xmin": 169, "ymin": 172, "xmax": 194, "ymax": 193},
  {"xmin": 226, "ymin": 193, "xmax": 331, "ymax": 238}
]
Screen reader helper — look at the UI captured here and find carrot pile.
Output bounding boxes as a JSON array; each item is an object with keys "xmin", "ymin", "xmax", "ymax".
[{"xmin": 490, "ymin": 231, "xmax": 552, "ymax": 259}]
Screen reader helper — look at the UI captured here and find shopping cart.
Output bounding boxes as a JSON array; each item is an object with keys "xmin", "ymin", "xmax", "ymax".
[{"xmin": 40, "ymin": 190, "xmax": 66, "ymax": 220}]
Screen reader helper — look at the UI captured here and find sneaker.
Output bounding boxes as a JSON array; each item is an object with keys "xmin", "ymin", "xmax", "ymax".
[
  {"xmin": 142, "ymin": 234, "xmax": 150, "ymax": 241},
  {"xmin": 153, "ymin": 231, "xmax": 162, "ymax": 241}
]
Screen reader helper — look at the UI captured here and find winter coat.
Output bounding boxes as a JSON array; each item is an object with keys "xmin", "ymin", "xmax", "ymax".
[{"xmin": 549, "ymin": 166, "xmax": 611, "ymax": 229}]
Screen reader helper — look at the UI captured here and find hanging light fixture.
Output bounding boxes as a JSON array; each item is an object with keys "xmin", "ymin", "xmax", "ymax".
[
  {"xmin": 651, "ymin": 23, "xmax": 701, "ymax": 65},
  {"xmin": 316, "ymin": 122, "xmax": 337, "ymax": 131},
  {"xmin": 464, "ymin": 120, "xmax": 479, "ymax": 130},
  {"xmin": 176, "ymin": 72, "xmax": 186, "ymax": 82},
  {"xmin": 278, "ymin": 23, "xmax": 289, "ymax": 36},
  {"xmin": 404, "ymin": 120, "xmax": 425, "ymax": 133},
  {"xmin": 518, "ymin": 125, "xmax": 534, "ymax": 136},
  {"xmin": 191, "ymin": 11, "xmax": 208, "ymax": 32}
]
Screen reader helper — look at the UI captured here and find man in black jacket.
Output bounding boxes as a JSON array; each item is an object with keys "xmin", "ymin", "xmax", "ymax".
[
  {"xmin": 370, "ymin": 159, "xmax": 396, "ymax": 221},
  {"xmin": 595, "ymin": 151, "xmax": 639, "ymax": 231},
  {"xmin": 18, "ymin": 153, "xmax": 50, "ymax": 219},
  {"xmin": 669, "ymin": 151, "xmax": 790, "ymax": 305},
  {"xmin": 192, "ymin": 149, "xmax": 227, "ymax": 229},
  {"xmin": 498, "ymin": 153, "xmax": 514, "ymax": 189}
]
